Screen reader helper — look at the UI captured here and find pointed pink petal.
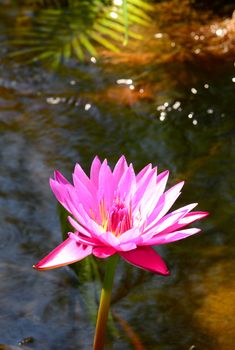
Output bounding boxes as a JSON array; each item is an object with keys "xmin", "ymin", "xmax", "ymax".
[
  {"xmin": 69, "ymin": 232, "xmax": 98, "ymax": 246},
  {"xmin": 142, "ymin": 170, "xmax": 169, "ymax": 213},
  {"xmin": 89, "ymin": 229, "xmax": 138, "ymax": 251},
  {"xmin": 117, "ymin": 164, "xmax": 136, "ymax": 203},
  {"xmin": 113, "ymin": 155, "xmax": 128, "ymax": 186},
  {"xmin": 51, "ymin": 177, "xmax": 94, "ymax": 222},
  {"xmin": 98, "ymin": 159, "xmax": 115, "ymax": 208},
  {"xmin": 154, "ymin": 170, "xmax": 170, "ymax": 200},
  {"xmin": 73, "ymin": 176, "xmax": 97, "ymax": 213},
  {"xmin": 92, "ymin": 246, "xmax": 116, "ymax": 258},
  {"xmin": 146, "ymin": 181, "xmax": 184, "ymax": 228},
  {"xmin": 169, "ymin": 203, "xmax": 198, "ymax": 214},
  {"xmin": 142, "ymin": 209, "xmax": 188, "ymax": 241},
  {"xmin": 157, "ymin": 210, "xmax": 208, "ymax": 235},
  {"xmin": 143, "ymin": 228, "xmax": 201, "ymax": 245},
  {"xmin": 120, "ymin": 246, "xmax": 169, "ymax": 275},
  {"xmin": 72, "ymin": 173, "xmax": 100, "ymax": 219},
  {"xmin": 117, "ymin": 241, "xmax": 137, "ymax": 251},
  {"xmin": 136, "ymin": 163, "xmax": 152, "ymax": 183},
  {"xmin": 132, "ymin": 167, "xmax": 157, "ymax": 211},
  {"xmin": 144, "ymin": 203, "xmax": 198, "ymax": 236},
  {"xmin": 67, "ymin": 216, "xmax": 92, "ymax": 237},
  {"xmin": 156, "ymin": 170, "xmax": 169, "ymax": 182},
  {"xmin": 118, "ymin": 229, "xmax": 142, "ymax": 250},
  {"xmin": 160, "ymin": 181, "xmax": 185, "ymax": 217},
  {"xmin": 67, "ymin": 200, "xmax": 94, "ymax": 229},
  {"xmin": 75, "ymin": 203, "xmax": 105, "ymax": 237},
  {"xmin": 50, "ymin": 181, "xmax": 95, "ymax": 230},
  {"xmin": 54, "ymin": 170, "xmax": 70, "ymax": 185},
  {"xmin": 73, "ymin": 163, "xmax": 97, "ymax": 197},
  {"xmin": 50, "ymin": 179, "xmax": 74, "ymax": 215},
  {"xmin": 97, "ymin": 231, "xmax": 120, "ymax": 247},
  {"xmin": 133, "ymin": 169, "xmax": 170, "ymax": 224},
  {"xmin": 90, "ymin": 156, "xmax": 102, "ymax": 188},
  {"xmin": 94, "ymin": 229, "xmax": 139, "ymax": 252},
  {"xmin": 147, "ymin": 203, "xmax": 198, "ymax": 233},
  {"xmin": 119, "ymin": 228, "xmax": 141, "ymax": 244},
  {"xmin": 133, "ymin": 170, "xmax": 169, "ymax": 226},
  {"xmin": 176, "ymin": 211, "xmax": 209, "ymax": 230},
  {"xmin": 164, "ymin": 228, "xmax": 201, "ymax": 242},
  {"xmin": 135, "ymin": 166, "xmax": 156, "ymax": 194},
  {"xmin": 34, "ymin": 237, "xmax": 92, "ymax": 270}
]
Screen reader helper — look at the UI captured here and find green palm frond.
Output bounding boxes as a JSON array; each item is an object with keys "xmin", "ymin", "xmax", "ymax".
[{"xmin": 6, "ymin": 0, "xmax": 153, "ymax": 66}]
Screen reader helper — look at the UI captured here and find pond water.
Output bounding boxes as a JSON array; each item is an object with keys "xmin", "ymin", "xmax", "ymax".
[{"xmin": 0, "ymin": 1, "xmax": 235, "ymax": 349}]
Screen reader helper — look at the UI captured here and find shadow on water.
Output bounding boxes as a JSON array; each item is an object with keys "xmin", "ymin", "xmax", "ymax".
[{"xmin": 0, "ymin": 0, "xmax": 235, "ymax": 349}]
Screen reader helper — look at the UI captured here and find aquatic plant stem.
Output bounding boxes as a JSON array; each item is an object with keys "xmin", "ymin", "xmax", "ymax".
[{"xmin": 93, "ymin": 254, "xmax": 119, "ymax": 350}]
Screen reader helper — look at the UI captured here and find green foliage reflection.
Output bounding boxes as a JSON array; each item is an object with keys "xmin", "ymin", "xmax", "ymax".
[{"xmin": 8, "ymin": 0, "xmax": 153, "ymax": 67}]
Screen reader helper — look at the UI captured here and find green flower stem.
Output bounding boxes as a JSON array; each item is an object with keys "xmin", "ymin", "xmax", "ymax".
[{"xmin": 93, "ymin": 254, "xmax": 119, "ymax": 350}]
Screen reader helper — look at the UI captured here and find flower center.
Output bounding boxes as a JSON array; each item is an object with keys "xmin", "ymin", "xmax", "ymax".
[{"xmin": 100, "ymin": 200, "xmax": 132, "ymax": 236}]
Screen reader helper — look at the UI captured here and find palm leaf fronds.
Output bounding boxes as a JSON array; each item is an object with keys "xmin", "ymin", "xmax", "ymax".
[{"xmin": 6, "ymin": 0, "xmax": 153, "ymax": 66}]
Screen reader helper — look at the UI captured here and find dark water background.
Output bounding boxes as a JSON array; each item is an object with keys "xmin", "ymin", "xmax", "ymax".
[{"xmin": 0, "ymin": 1, "xmax": 235, "ymax": 349}]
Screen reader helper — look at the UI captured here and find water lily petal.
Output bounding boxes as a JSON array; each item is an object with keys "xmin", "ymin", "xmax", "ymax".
[
  {"xmin": 146, "ymin": 181, "xmax": 184, "ymax": 228},
  {"xmin": 92, "ymin": 246, "xmax": 116, "ymax": 258},
  {"xmin": 51, "ymin": 178, "xmax": 93, "ymax": 223},
  {"xmin": 98, "ymin": 231, "xmax": 120, "ymax": 247},
  {"xmin": 34, "ymin": 236, "xmax": 92, "ymax": 270},
  {"xmin": 39, "ymin": 157, "xmax": 208, "ymax": 273},
  {"xmin": 136, "ymin": 163, "xmax": 152, "ymax": 183},
  {"xmin": 144, "ymin": 228, "xmax": 201, "ymax": 245},
  {"xmin": 119, "ymin": 228, "xmax": 141, "ymax": 243},
  {"xmin": 142, "ymin": 209, "xmax": 188, "ymax": 242},
  {"xmin": 90, "ymin": 156, "xmax": 102, "ymax": 188},
  {"xmin": 69, "ymin": 232, "xmax": 98, "ymax": 246},
  {"xmin": 75, "ymin": 203, "xmax": 105, "ymax": 237},
  {"xmin": 50, "ymin": 179, "xmax": 74, "ymax": 215},
  {"xmin": 54, "ymin": 170, "xmax": 70, "ymax": 185},
  {"xmin": 56, "ymin": 188, "xmax": 94, "ymax": 229},
  {"xmin": 120, "ymin": 246, "xmax": 169, "ymax": 275},
  {"xmin": 74, "ymin": 163, "xmax": 96, "ymax": 193},
  {"xmin": 113, "ymin": 155, "xmax": 128, "ymax": 186},
  {"xmin": 117, "ymin": 241, "xmax": 137, "ymax": 251},
  {"xmin": 169, "ymin": 203, "xmax": 198, "ymax": 213},
  {"xmin": 72, "ymin": 173, "xmax": 100, "ymax": 219},
  {"xmin": 98, "ymin": 159, "xmax": 115, "ymax": 208},
  {"xmin": 155, "ymin": 170, "xmax": 170, "ymax": 199},
  {"xmin": 133, "ymin": 169, "xmax": 169, "ymax": 223},
  {"xmin": 73, "ymin": 163, "xmax": 98, "ymax": 207},
  {"xmin": 176, "ymin": 211, "xmax": 209, "ymax": 230},
  {"xmin": 133, "ymin": 170, "xmax": 169, "ymax": 226},
  {"xmin": 118, "ymin": 164, "xmax": 136, "ymax": 203},
  {"xmin": 132, "ymin": 167, "xmax": 157, "ymax": 212},
  {"xmin": 156, "ymin": 210, "xmax": 208, "ymax": 235},
  {"xmin": 68, "ymin": 216, "xmax": 92, "ymax": 237},
  {"xmin": 158, "ymin": 181, "xmax": 185, "ymax": 217}
]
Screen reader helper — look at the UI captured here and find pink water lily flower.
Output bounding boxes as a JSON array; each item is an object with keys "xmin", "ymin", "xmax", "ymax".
[{"xmin": 34, "ymin": 156, "xmax": 208, "ymax": 275}]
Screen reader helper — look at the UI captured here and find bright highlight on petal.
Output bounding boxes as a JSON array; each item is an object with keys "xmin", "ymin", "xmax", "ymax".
[
  {"xmin": 34, "ymin": 156, "xmax": 208, "ymax": 274},
  {"xmin": 34, "ymin": 235, "xmax": 92, "ymax": 270}
]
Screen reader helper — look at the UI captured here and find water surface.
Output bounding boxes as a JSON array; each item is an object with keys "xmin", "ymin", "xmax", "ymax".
[{"xmin": 0, "ymin": 1, "xmax": 235, "ymax": 349}]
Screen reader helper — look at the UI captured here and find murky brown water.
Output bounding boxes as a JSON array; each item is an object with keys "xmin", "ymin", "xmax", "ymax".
[{"xmin": 0, "ymin": 1, "xmax": 235, "ymax": 349}]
